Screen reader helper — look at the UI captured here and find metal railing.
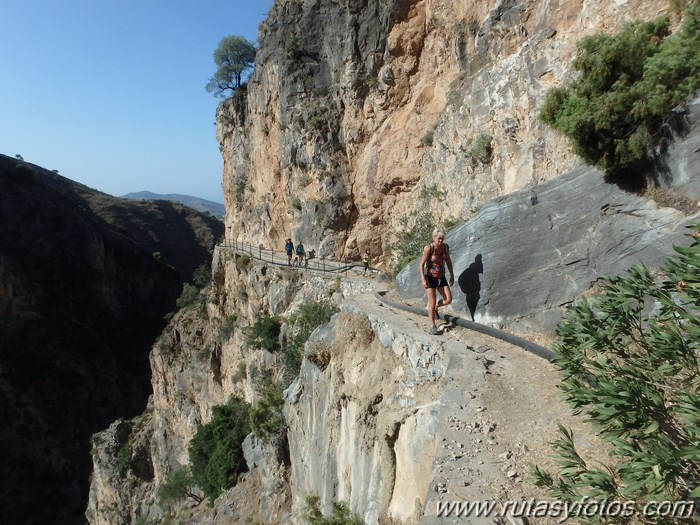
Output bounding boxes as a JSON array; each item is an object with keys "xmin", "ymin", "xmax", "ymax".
[
  {"xmin": 217, "ymin": 241, "xmax": 549, "ymax": 359},
  {"xmin": 217, "ymin": 240, "xmax": 380, "ymax": 277}
]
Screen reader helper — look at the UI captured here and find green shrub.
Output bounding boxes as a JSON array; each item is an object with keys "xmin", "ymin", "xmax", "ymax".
[
  {"xmin": 464, "ymin": 132, "xmax": 493, "ymax": 164},
  {"xmin": 188, "ymin": 397, "xmax": 251, "ymax": 502},
  {"xmin": 232, "ymin": 83, "xmax": 248, "ymax": 102},
  {"xmin": 388, "ymin": 212, "xmax": 434, "ymax": 275},
  {"xmin": 303, "ymin": 494, "xmax": 364, "ymax": 525},
  {"xmin": 531, "ymin": 224, "xmax": 700, "ymax": 519},
  {"xmin": 157, "ymin": 466, "xmax": 204, "ymax": 508},
  {"xmin": 307, "ymin": 113, "xmax": 326, "ymax": 131},
  {"xmin": 283, "ymin": 301, "xmax": 338, "ymax": 383},
  {"xmin": 442, "ymin": 216, "xmax": 460, "ymax": 230},
  {"xmin": 421, "ymin": 130, "xmax": 434, "ymax": 146},
  {"xmin": 218, "ymin": 315, "xmax": 237, "ymax": 340},
  {"xmin": 293, "ymin": 302, "xmax": 338, "ymax": 339},
  {"xmin": 540, "ymin": 2, "xmax": 700, "ymax": 174},
  {"xmin": 671, "ymin": 0, "xmax": 693, "ymax": 14},
  {"xmin": 236, "ymin": 254, "xmax": 251, "ymax": 269},
  {"xmin": 13, "ymin": 162, "xmax": 35, "ymax": 180},
  {"xmin": 285, "ymin": 36, "xmax": 302, "ymax": 61},
  {"xmin": 235, "ymin": 177, "xmax": 247, "ymax": 202},
  {"xmin": 420, "ymin": 184, "xmax": 447, "ymax": 201},
  {"xmin": 192, "ymin": 264, "xmax": 211, "ymax": 287},
  {"xmin": 176, "ymin": 283, "xmax": 201, "ymax": 309},
  {"xmin": 307, "ymin": 343, "xmax": 332, "ymax": 371},
  {"xmin": 116, "ymin": 443, "xmax": 131, "ymax": 477},
  {"xmin": 249, "ymin": 370, "xmax": 285, "ymax": 442},
  {"xmin": 175, "ymin": 266, "xmax": 210, "ymax": 311},
  {"xmin": 244, "ymin": 315, "xmax": 281, "ymax": 351},
  {"xmin": 393, "ymin": 255, "xmax": 416, "ymax": 275},
  {"xmin": 299, "ymin": 172, "xmax": 313, "ymax": 187}
]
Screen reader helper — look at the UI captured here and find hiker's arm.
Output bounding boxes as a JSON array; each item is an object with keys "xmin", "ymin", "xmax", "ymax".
[
  {"xmin": 419, "ymin": 245, "xmax": 430, "ymax": 288},
  {"xmin": 446, "ymin": 253, "xmax": 454, "ymax": 285}
]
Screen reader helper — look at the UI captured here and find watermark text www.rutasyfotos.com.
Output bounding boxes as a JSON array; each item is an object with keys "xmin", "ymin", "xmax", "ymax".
[{"xmin": 435, "ymin": 497, "xmax": 697, "ymax": 522}]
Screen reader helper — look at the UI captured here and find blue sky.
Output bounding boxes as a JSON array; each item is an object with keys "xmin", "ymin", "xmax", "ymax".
[{"xmin": 0, "ymin": 0, "xmax": 273, "ymax": 203}]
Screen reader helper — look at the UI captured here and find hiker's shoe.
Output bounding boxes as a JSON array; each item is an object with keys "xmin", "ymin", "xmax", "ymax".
[{"xmin": 428, "ymin": 325, "xmax": 438, "ymax": 335}]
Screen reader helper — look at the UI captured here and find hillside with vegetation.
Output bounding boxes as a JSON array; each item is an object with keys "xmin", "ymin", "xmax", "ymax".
[
  {"xmin": 121, "ymin": 191, "xmax": 226, "ymax": 219},
  {"xmin": 0, "ymin": 154, "xmax": 223, "ymax": 525}
]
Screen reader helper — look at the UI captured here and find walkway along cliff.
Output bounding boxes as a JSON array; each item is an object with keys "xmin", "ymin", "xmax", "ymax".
[{"xmin": 86, "ymin": 249, "xmax": 608, "ymax": 525}]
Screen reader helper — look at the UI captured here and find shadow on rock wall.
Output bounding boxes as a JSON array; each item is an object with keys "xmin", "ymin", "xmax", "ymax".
[{"xmin": 458, "ymin": 254, "xmax": 483, "ymax": 321}]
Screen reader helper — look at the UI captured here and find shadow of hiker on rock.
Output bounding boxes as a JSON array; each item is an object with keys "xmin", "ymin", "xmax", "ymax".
[{"xmin": 458, "ymin": 254, "xmax": 483, "ymax": 321}]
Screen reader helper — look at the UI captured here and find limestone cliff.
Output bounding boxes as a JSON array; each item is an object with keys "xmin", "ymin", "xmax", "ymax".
[{"xmin": 219, "ymin": 0, "xmax": 675, "ymax": 262}]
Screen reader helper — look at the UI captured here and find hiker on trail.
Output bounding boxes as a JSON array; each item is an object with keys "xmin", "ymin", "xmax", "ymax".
[
  {"xmin": 295, "ymin": 241, "xmax": 306, "ymax": 267},
  {"xmin": 420, "ymin": 229, "xmax": 454, "ymax": 335},
  {"xmin": 285, "ymin": 238, "xmax": 294, "ymax": 265},
  {"xmin": 362, "ymin": 248, "xmax": 371, "ymax": 277}
]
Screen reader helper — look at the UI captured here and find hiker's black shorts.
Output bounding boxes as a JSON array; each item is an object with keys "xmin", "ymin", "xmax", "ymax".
[{"xmin": 425, "ymin": 275, "xmax": 448, "ymax": 288}]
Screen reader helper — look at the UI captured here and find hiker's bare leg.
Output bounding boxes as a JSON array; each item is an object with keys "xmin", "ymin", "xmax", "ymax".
[
  {"xmin": 436, "ymin": 285, "xmax": 452, "ymax": 308},
  {"xmin": 426, "ymin": 287, "xmax": 437, "ymax": 326},
  {"xmin": 435, "ymin": 285, "xmax": 452, "ymax": 323}
]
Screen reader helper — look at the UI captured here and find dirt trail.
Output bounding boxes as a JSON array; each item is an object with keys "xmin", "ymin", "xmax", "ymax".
[{"xmin": 347, "ymin": 288, "xmax": 608, "ymax": 525}]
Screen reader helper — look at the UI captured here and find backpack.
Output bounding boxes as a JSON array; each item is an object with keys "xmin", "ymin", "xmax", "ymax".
[
  {"xmin": 296, "ymin": 244, "xmax": 304, "ymax": 255},
  {"xmin": 423, "ymin": 242, "xmax": 449, "ymax": 278},
  {"xmin": 285, "ymin": 241, "xmax": 293, "ymax": 252}
]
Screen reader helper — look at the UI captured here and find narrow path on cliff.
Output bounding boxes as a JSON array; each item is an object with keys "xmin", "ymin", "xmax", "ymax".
[
  {"xmin": 217, "ymin": 241, "xmax": 552, "ymax": 360},
  {"xmin": 218, "ymin": 239, "xmax": 379, "ymax": 275}
]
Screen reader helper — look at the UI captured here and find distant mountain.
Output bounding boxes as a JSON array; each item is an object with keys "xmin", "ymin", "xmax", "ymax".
[{"xmin": 121, "ymin": 191, "xmax": 225, "ymax": 218}]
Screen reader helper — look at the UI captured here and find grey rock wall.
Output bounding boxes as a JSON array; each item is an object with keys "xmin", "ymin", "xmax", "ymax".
[
  {"xmin": 397, "ymin": 191, "xmax": 698, "ymax": 335},
  {"xmin": 660, "ymin": 94, "xmax": 700, "ymax": 197},
  {"xmin": 285, "ymin": 304, "xmax": 447, "ymax": 524},
  {"xmin": 397, "ymin": 96, "xmax": 700, "ymax": 334}
]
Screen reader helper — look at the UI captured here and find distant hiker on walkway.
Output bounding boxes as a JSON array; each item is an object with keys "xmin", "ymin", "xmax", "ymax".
[
  {"xmin": 285, "ymin": 238, "xmax": 294, "ymax": 265},
  {"xmin": 362, "ymin": 248, "xmax": 372, "ymax": 277},
  {"xmin": 295, "ymin": 241, "xmax": 306, "ymax": 267},
  {"xmin": 420, "ymin": 229, "xmax": 454, "ymax": 335}
]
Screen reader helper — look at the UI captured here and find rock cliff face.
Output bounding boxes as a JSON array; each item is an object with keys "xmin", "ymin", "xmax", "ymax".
[
  {"xmin": 86, "ymin": 251, "xmax": 375, "ymax": 524},
  {"xmin": 396, "ymin": 94, "xmax": 700, "ymax": 334},
  {"xmin": 284, "ymin": 306, "xmax": 445, "ymax": 524},
  {"xmin": 219, "ymin": 0, "xmax": 674, "ymax": 262}
]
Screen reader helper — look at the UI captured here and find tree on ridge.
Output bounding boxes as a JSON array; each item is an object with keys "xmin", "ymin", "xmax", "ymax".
[{"xmin": 205, "ymin": 35, "xmax": 257, "ymax": 98}]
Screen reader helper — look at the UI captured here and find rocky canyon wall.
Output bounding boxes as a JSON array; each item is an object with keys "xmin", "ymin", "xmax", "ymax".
[{"xmin": 219, "ymin": 0, "xmax": 674, "ymax": 263}]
